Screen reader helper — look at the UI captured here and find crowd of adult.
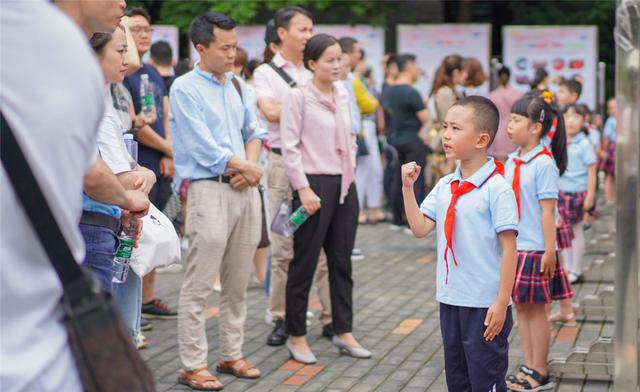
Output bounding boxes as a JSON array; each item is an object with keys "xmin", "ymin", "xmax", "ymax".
[{"xmin": 1, "ymin": 1, "xmax": 617, "ymax": 391}]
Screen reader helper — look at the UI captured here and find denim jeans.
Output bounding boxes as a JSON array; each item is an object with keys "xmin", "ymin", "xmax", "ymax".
[
  {"xmin": 113, "ymin": 270, "xmax": 142, "ymax": 343},
  {"xmin": 79, "ymin": 223, "xmax": 118, "ymax": 293}
]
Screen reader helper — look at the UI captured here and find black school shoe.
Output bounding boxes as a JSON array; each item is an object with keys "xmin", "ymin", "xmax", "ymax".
[
  {"xmin": 141, "ymin": 298, "xmax": 178, "ymax": 319},
  {"xmin": 267, "ymin": 319, "xmax": 288, "ymax": 346},
  {"xmin": 322, "ymin": 323, "xmax": 335, "ymax": 339}
]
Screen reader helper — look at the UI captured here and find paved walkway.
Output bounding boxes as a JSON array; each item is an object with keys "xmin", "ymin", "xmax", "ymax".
[{"xmin": 143, "ymin": 202, "xmax": 615, "ymax": 391}]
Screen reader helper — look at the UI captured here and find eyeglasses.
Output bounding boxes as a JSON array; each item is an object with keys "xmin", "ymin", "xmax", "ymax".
[{"xmin": 130, "ymin": 27, "xmax": 154, "ymax": 34}]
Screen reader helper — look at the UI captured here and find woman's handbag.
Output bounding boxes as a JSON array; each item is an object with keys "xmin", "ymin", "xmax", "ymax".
[
  {"xmin": 1, "ymin": 113, "xmax": 155, "ymax": 392},
  {"xmin": 356, "ymin": 132, "xmax": 369, "ymax": 157}
]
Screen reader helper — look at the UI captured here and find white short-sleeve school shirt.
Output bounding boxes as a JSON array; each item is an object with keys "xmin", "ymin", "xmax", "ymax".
[
  {"xmin": 420, "ymin": 158, "xmax": 519, "ymax": 308},
  {"xmin": 558, "ymin": 132, "xmax": 597, "ymax": 193},
  {"xmin": 1, "ymin": 1, "xmax": 104, "ymax": 391},
  {"xmin": 505, "ymin": 143, "xmax": 559, "ymax": 251}
]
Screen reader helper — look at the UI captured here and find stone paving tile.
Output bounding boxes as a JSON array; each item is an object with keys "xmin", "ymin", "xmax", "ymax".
[{"xmin": 144, "ymin": 202, "xmax": 616, "ymax": 391}]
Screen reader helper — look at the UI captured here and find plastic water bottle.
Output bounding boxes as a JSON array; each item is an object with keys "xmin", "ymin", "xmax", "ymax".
[
  {"xmin": 113, "ymin": 219, "xmax": 137, "ymax": 283},
  {"xmin": 271, "ymin": 197, "xmax": 320, "ymax": 237},
  {"xmin": 140, "ymin": 74, "xmax": 156, "ymax": 118},
  {"xmin": 123, "ymin": 133, "xmax": 138, "ymax": 163}
]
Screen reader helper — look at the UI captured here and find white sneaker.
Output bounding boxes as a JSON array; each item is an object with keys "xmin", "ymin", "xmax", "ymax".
[
  {"xmin": 351, "ymin": 248, "xmax": 365, "ymax": 261},
  {"xmin": 265, "ymin": 309, "xmax": 274, "ymax": 325},
  {"xmin": 389, "ymin": 224, "xmax": 403, "ymax": 232},
  {"xmin": 180, "ymin": 237, "xmax": 189, "ymax": 251},
  {"xmin": 403, "ymin": 228, "xmax": 414, "ymax": 236}
]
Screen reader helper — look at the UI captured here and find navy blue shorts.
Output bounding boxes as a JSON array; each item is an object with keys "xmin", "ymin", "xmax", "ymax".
[{"xmin": 440, "ymin": 303, "xmax": 513, "ymax": 392}]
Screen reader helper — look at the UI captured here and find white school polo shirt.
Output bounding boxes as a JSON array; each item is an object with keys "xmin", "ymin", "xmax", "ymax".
[
  {"xmin": 505, "ymin": 143, "xmax": 559, "ymax": 251},
  {"xmin": 558, "ymin": 132, "xmax": 597, "ymax": 193},
  {"xmin": 420, "ymin": 158, "xmax": 519, "ymax": 308}
]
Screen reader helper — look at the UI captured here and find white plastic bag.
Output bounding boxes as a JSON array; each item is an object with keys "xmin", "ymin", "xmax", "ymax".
[{"xmin": 130, "ymin": 203, "xmax": 181, "ymax": 277}]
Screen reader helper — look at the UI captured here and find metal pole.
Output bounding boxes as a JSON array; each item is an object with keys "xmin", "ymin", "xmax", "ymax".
[
  {"xmin": 598, "ymin": 61, "xmax": 606, "ymax": 115},
  {"xmin": 614, "ymin": 0, "xmax": 640, "ymax": 391}
]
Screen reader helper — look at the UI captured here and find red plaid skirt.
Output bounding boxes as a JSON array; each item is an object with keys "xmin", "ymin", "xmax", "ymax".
[
  {"xmin": 599, "ymin": 142, "xmax": 616, "ymax": 176},
  {"xmin": 558, "ymin": 191, "xmax": 587, "ymax": 225},
  {"xmin": 512, "ymin": 250, "xmax": 574, "ymax": 304},
  {"xmin": 556, "ymin": 218, "xmax": 574, "ymax": 249}
]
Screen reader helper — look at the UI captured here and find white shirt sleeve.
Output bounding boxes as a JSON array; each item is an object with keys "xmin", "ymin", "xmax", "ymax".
[{"xmin": 96, "ymin": 106, "xmax": 133, "ymax": 174}]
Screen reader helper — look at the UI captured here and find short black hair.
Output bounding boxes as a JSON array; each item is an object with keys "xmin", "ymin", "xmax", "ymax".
[
  {"xmin": 303, "ymin": 33, "xmax": 339, "ymax": 71},
  {"xmin": 385, "ymin": 53, "xmax": 398, "ymax": 68},
  {"xmin": 559, "ymin": 78, "xmax": 583, "ymax": 98},
  {"xmin": 190, "ymin": 12, "xmax": 236, "ymax": 48},
  {"xmin": 497, "ymin": 65, "xmax": 511, "ymax": 79},
  {"xmin": 125, "ymin": 7, "xmax": 151, "ymax": 24},
  {"xmin": 338, "ymin": 37, "xmax": 358, "ymax": 55},
  {"xmin": 274, "ymin": 6, "xmax": 312, "ymax": 31},
  {"xmin": 396, "ymin": 54, "xmax": 416, "ymax": 73},
  {"xmin": 150, "ymin": 41, "xmax": 173, "ymax": 66},
  {"xmin": 453, "ymin": 96, "xmax": 500, "ymax": 145}
]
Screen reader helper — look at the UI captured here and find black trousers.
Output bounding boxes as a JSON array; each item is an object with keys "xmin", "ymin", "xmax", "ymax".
[
  {"xmin": 285, "ymin": 175, "xmax": 358, "ymax": 336},
  {"xmin": 149, "ymin": 175, "xmax": 172, "ymax": 211},
  {"xmin": 391, "ymin": 140, "xmax": 427, "ymax": 225}
]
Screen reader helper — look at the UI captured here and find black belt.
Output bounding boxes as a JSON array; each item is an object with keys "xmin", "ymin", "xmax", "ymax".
[
  {"xmin": 191, "ymin": 175, "xmax": 231, "ymax": 184},
  {"xmin": 80, "ymin": 211, "xmax": 120, "ymax": 233},
  {"xmin": 271, "ymin": 148, "xmax": 282, "ymax": 155}
]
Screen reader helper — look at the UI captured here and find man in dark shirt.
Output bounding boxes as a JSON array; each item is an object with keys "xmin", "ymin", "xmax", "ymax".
[
  {"xmin": 149, "ymin": 40, "xmax": 175, "ymax": 92},
  {"xmin": 123, "ymin": 7, "xmax": 177, "ymax": 320},
  {"xmin": 388, "ymin": 54, "xmax": 430, "ymax": 228}
]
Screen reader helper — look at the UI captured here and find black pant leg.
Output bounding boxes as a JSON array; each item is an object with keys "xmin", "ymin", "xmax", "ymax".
[
  {"xmin": 285, "ymin": 176, "xmax": 337, "ymax": 336},
  {"xmin": 405, "ymin": 142, "xmax": 428, "ymax": 203},
  {"xmin": 323, "ymin": 182, "xmax": 358, "ymax": 334},
  {"xmin": 391, "ymin": 144, "xmax": 408, "ymax": 225}
]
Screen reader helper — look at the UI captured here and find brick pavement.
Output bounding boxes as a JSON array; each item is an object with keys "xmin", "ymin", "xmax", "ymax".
[{"xmin": 142, "ymin": 202, "xmax": 615, "ymax": 391}]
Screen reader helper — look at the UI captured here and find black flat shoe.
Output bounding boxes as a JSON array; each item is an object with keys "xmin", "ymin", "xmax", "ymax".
[{"xmin": 267, "ymin": 319, "xmax": 288, "ymax": 346}]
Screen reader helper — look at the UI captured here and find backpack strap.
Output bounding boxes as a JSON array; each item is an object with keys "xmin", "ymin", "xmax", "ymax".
[
  {"xmin": 231, "ymin": 76, "xmax": 243, "ymax": 104},
  {"xmin": 267, "ymin": 62, "xmax": 297, "ymax": 88}
]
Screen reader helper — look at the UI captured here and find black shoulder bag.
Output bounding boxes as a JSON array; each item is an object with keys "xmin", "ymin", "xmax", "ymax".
[{"xmin": 0, "ymin": 113, "xmax": 155, "ymax": 392}]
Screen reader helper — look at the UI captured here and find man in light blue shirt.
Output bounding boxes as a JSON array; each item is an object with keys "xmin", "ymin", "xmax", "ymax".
[{"xmin": 170, "ymin": 12, "xmax": 267, "ymax": 388}]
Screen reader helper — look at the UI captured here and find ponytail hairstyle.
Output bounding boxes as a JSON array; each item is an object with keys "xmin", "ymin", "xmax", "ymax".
[
  {"xmin": 511, "ymin": 92, "xmax": 568, "ymax": 175},
  {"xmin": 562, "ymin": 103, "xmax": 590, "ymax": 136}
]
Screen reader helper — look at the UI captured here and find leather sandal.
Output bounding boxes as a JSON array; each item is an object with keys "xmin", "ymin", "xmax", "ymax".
[
  {"xmin": 506, "ymin": 364, "xmax": 530, "ymax": 383},
  {"xmin": 508, "ymin": 366, "xmax": 554, "ymax": 391},
  {"xmin": 216, "ymin": 358, "xmax": 261, "ymax": 379},
  {"xmin": 178, "ymin": 367, "xmax": 224, "ymax": 391}
]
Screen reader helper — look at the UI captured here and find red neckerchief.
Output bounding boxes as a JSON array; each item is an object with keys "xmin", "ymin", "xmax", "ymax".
[
  {"xmin": 443, "ymin": 161, "xmax": 504, "ymax": 284},
  {"xmin": 511, "ymin": 147, "xmax": 552, "ymax": 219}
]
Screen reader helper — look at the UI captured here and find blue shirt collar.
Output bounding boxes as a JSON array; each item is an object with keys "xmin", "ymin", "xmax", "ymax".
[
  {"xmin": 193, "ymin": 63, "xmax": 233, "ymax": 86},
  {"xmin": 448, "ymin": 157, "xmax": 498, "ymax": 187},
  {"xmin": 569, "ymin": 131, "xmax": 586, "ymax": 144},
  {"xmin": 508, "ymin": 142, "xmax": 545, "ymax": 163}
]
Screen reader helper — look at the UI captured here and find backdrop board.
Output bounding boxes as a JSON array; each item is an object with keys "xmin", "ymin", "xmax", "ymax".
[
  {"xmin": 397, "ymin": 24, "xmax": 492, "ymax": 98},
  {"xmin": 503, "ymin": 26, "xmax": 598, "ymax": 109},
  {"xmin": 191, "ymin": 25, "xmax": 385, "ymax": 90},
  {"xmin": 143, "ymin": 25, "xmax": 180, "ymax": 64}
]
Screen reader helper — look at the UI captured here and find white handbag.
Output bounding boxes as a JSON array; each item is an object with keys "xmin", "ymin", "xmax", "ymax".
[{"xmin": 130, "ymin": 203, "xmax": 181, "ymax": 277}]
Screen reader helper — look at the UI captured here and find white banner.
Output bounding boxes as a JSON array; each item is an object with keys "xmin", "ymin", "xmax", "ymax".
[
  {"xmin": 397, "ymin": 24, "xmax": 492, "ymax": 97},
  {"xmin": 503, "ymin": 26, "xmax": 598, "ymax": 108}
]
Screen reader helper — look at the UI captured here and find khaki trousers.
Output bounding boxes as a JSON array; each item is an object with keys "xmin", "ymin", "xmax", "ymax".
[
  {"xmin": 178, "ymin": 180, "xmax": 260, "ymax": 369},
  {"xmin": 267, "ymin": 152, "xmax": 332, "ymax": 324}
]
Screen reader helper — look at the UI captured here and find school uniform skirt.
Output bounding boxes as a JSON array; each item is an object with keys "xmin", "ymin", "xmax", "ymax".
[
  {"xmin": 556, "ymin": 203, "xmax": 575, "ymax": 249},
  {"xmin": 599, "ymin": 142, "xmax": 616, "ymax": 176},
  {"xmin": 512, "ymin": 250, "xmax": 574, "ymax": 304},
  {"xmin": 558, "ymin": 191, "xmax": 587, "ymax": 225}
]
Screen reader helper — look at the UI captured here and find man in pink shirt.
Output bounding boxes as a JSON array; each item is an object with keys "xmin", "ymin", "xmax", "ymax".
[
  {"xmin": 488, "ymin": 66, "xmax": 522, "ymax": 162},
  {"xmin": 253, "ymin": 6, "xmax": 333, "ymax": 347}
]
